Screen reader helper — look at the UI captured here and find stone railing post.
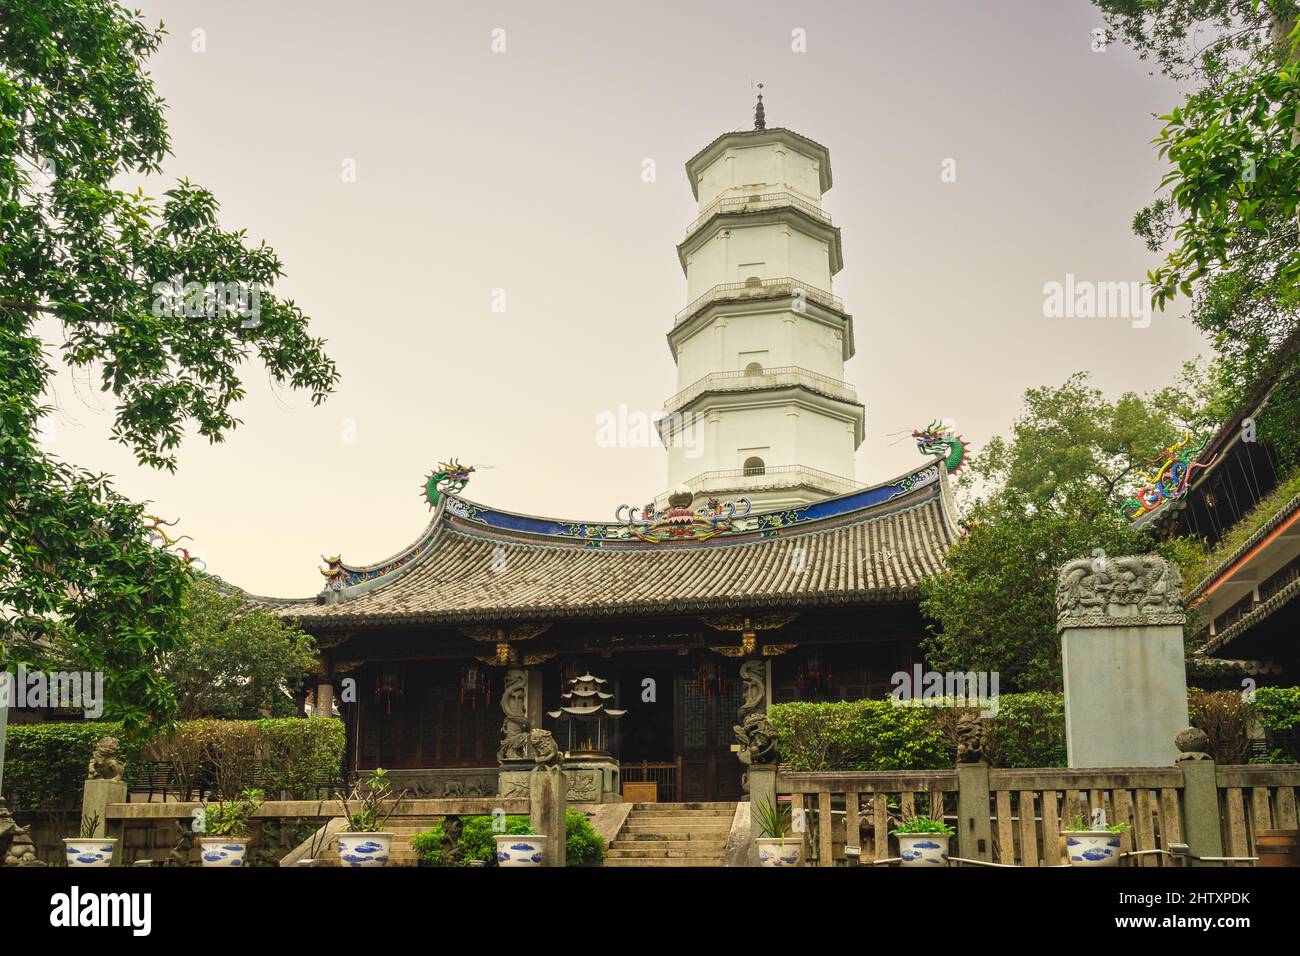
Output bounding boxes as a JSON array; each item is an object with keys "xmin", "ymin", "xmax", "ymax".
[
  {"xmin": 956, "ymin": 762, "xmax": 993, "ymax": 863},
  {"xmin": 1056, "ymin": 554, "xmax": 1188, "ymax": 767},
  {"xmin": 1175, "ymin": 727, "xmax": 1224, "ymax": 867},
  {"xmin": 747, "ymin": 765, "xmax": 777, "ymax": 867},
  {"xmin": 527, "ymin": 730, "xmax": 566, "ymax": 867},
  {"xmin": 82, "ymin": 736, "xmax": 128, "ymax": 866}
]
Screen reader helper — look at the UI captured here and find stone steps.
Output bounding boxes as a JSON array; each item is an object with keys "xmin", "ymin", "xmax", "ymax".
[{"xmin": 602, "ymin": 802, "xmax": 737, "ymax": 867}]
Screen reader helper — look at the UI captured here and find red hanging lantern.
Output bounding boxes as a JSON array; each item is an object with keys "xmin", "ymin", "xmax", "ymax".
[{"xmin": 374, "ymin": 669, "xmax": 404, "ymax": 716}]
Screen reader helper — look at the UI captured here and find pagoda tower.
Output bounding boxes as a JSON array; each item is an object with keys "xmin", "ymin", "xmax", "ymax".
[{"xmin": 659, "ymin": 89, "xmax": 864, "ymax": 511}]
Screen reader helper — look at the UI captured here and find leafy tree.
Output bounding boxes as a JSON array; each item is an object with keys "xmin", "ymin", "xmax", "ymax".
[
  {"xmin": 1, "ymin": 1, "xmax": 338, "ymax": 738},
  {"xmin": 921, "ymin": 372, "xmax": 1217, "ymax": 691},
  {"xmin": 1097, "ymin": 1, "xmax": 1300, "ymax": 465},
  {"xmin": 161, "ymin": 579, "xmax": 319, "ymax": 721}
]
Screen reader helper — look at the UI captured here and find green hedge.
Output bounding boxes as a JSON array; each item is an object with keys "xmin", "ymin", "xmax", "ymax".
[
  {"xmin": 1, "ymin": 718, "xmax": 345, "ymax": 809},
  {"xmin": 1, "ymin": 722, "xmax": 127, "ymax": 810},
  {"xmin": 770, "ymin": 688, "xmax": 1300, "ymax": 772}
]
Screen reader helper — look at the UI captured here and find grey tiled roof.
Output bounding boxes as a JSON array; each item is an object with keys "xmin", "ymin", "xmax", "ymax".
[{"xmin": 270, "ymin": 479, "xmax": 954, "ymax": 628}]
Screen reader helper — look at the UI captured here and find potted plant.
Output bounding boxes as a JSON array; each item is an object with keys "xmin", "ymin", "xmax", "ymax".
[
  {"xmin": 1061, "ymin": 813, "xmax": 1129, "ymax": 867},
  {"xmin": 64, "ymin": 813, "xmax": 117, "ymax": 868},
  {"xmin": 753, "ymin": 797, "xmax": 803, "ymax": 867},
  {"xmin": 891, "ymin": 815, "xmax": 954, "ymax": 867},
  {"xmin": 493, "ymin": 823, "xmax": 546, "ymax": 867},
  {"xmin": 197, "ymin": 788, "xmax": 264, "ymax": 867},
  {"xmin": 335, "ymin": 768, "xmax": 407, "ymax": 867}
]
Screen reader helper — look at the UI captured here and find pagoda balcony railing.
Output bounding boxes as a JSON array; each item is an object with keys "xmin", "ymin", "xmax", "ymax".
[
  {"xmin": 674, "ymin": 276, "xmax": 843, "ymax": 326},
  {"xmin": 686, "ymin": 189, "xmax": 830, "ymax": 235},
  {"xmin": 665, "ymin": 365, "xmax": 858, "ymax": 410},
  {"xmin": 676, "ymin": 464, "xmax": 862, "ymax": 499}
]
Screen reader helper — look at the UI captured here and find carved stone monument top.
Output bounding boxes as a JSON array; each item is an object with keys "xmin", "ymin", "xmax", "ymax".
[{"xmin": 1056, "ymin": 554, "xmax": 1184, "ymax": 632}]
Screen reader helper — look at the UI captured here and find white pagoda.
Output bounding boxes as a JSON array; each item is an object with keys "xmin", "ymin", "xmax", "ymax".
[{"xmin": 658, "ymin": 88, "xmax": 864, "ymax": 511}]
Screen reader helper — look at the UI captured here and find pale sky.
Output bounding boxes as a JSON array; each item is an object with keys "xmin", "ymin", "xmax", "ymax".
[{"xmin": 38, "ymin": 0, "xmax": 1205, "ymax": 596}]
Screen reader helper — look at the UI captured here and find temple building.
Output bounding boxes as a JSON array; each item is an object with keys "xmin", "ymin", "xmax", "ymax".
[
  {"xmin": 249, "ymin": 99, "xmax": 963, "ymax": 802},
  {"xmin": 1131, "ymin": 333, "xmax": 1300, "ymax": 699}
]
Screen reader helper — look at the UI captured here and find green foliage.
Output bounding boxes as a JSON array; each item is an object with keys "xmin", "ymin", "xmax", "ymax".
[
  {"xmin": 1063, "ymin": 812, "xmax": 1131, "ymax": 834},
  {"xmin": 339, "ymin": 768, "xmax": 406, "ymax": 833},
  {"xmin": 1, "ymin": 718, "xmax": 344, "ymax": 808},
  {"xmin": 980, "ymin": 692, "xmax": 1068, "ymax": 769},
  {"xmin": 1188, "ymin": 689, "xmax": 1254, "ymax": 763},
  {"xmin": 163, "ymin": 578, "xmax": 319, "ymax": 720},
  {"xmin": 201, "ymin": 788, "xmax": 264, "ymax": 838},
  {"xmin": 1097, "ymin": 2, "xmax": 1300, "ymax": 469},
  {"xmin": 753, "ymin": 797, "xmax": 792, "ymax": 839},
  {"xmin": 410, "ymin": 822, "xmax": 448, "ymax": 867},
  {"xmin": 921, "ymin": 370, "xmax": 1220, "ymax": 691},
  {"xmin": 457, "ymin": 815, "xmax": 532, "ymax": 866},
  {"xmin": 1252, "ymin": 685, "xmax": 1300, "ymax": 731},
  {"xmin": 453, "ymin": 812, "xmax": 603, "ymax": 866},
  {"xmin": 565, "ymin": 809, "xmax": 607, "ymax": 866},
  {"xmin": 891, "ymin": 815, "xmax": 954, "ymax": 836},
  {"xmin": 0, "ymin": 0, "xmax": 338, "ymax": 741},
  {"xmin": 771, "ymin": 689, "xmax": 1298, "ymax": 770},
  {"xmin": 769, "ymin": 699, "xmax": 951, "ymax": 772},
  {"xmin": 0, "ymin": 721, "xmax": 126, "ymax": 809}
]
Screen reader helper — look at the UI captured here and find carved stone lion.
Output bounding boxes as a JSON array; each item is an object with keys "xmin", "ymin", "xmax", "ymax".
[
  {"xmin": 0, "ymin": 799, "xmax": 44, "ymax": 867},
  {"xmin": 87, "ymin": 736, "xmax": 126, "ymax": 782},
  {"xmin": 734, "ymin": 711, "xmax": 779, "ymax": 766},
  {"xmin": 529, "ymin": 729, "xmax": 563, "ymax": 767},
  {"xmin": 955, "ymin": 712, "xmax": 986, "ymax": 764}
]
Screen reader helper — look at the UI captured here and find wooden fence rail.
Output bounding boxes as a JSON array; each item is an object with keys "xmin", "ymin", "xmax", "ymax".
[{"xmin": 777, "ymin": 763, "xmax": 1300, "ymax": 867}]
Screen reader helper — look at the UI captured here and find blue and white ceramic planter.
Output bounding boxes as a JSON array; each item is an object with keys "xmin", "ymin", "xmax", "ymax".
[
  {"xmin": 1063, "ymin": 830, "xmax": 1123, "ymax": 867},
  {"xmin": 756, "ymin": 837, "xmax": 803, "ymax": 868},
  {"xmin": 64, "ymin": 838, "xmax": 117, "ymax": 868},
  {"xmin": 336, "ymin": 832, "xmax": 393, "ymax": 867},
  {"xmin": 896, "ymin": 832, "xmax": 950, "ymax": 867},
  {"xmin": 494, "ymin": 834, "xmax": 547, "ymax": 867},
  {"xmin": 198, "ymin": 837, "xmax": 249, "ymax": 868}
]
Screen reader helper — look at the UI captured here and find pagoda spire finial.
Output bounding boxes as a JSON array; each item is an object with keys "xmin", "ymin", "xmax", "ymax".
[{"xmin": 753, "ymin": 82, "xmax": 766, "ymax": 130}]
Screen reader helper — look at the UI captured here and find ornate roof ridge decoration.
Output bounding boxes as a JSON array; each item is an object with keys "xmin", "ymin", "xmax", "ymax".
[
  {"xmin": 912, "ymin": 420, "xmax": 970, "ymax": 475},
  {"xmin": 614, "ymin": 490, "xmax": 753, "ymax": 543},
  {"xmin": 1122, "ymin": 433, "xmax": 1216, "ymax": 523},
  {"xmin": 319, "ymin": 517, "xmax": 441, "ymax": 592},
  {"xmin": 1056, "ymin": 554, "xmax": 1185, "ymax": 633},
  {"xmin": 442, "ymin": 459, "xmax": 946, "ymax": 549},
  {"xmin": 424, "ymin": 459, "xmax": 475, "ymax": 509},
  {"xmin": 144, "ymin": 514, "xmax": 205, "ymax": 572}
]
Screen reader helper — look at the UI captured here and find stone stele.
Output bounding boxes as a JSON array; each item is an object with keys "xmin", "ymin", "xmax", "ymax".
[{"xmin": 1056, "ymin": 554, "xmax": 1188, "ymax": 768}]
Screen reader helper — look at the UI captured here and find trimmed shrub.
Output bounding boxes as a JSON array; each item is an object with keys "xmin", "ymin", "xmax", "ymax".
[
  {"xmin": 769, "ymin": 699, "xmax": 950, "ymax": 772},
  {"xmin": 565, "ymin": 809, "xmax": 607, "ymax": 866},
  {"xmin": 458, "ymin": 814, "xmax": 531, "ymax": 865},
  {"xmin": 984, "ymin": 692, "xmax": 1067, "ymax": 768},
  {"xmin": 771, "ymin": 689, "xmax": 1300, "ymax": 771},
  {"xmin": 0, "ymin": 721, "xmax": 127, "ymax": 810},
  {"xmin": 410, "ymin": 821, "xmax": 448, "ymax": 866},
  {"xmin": 1251, "ymin": 686, "xmax": 1300, "ymax": 762},
  {"xmin": 454, "ymin": 811, "xmax": 607, "ymax": 866},
  {"xmin": 1188, "ymin": 690, "xmax": 1253, "ymax": 764},
  {"xmin": 2, "ymin": 718, "xmax": 345, "ymax": 808}
]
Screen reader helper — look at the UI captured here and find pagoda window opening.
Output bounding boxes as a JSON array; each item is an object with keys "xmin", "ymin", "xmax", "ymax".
[{"xmin": 743, "ymin": 456, "xmax": 766, "ymax": 476}]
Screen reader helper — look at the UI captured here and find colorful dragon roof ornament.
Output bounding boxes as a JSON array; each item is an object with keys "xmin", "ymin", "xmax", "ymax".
[
  {"xmin": 143, "ymin": 515, "xmax": 206, "ymax": 571},
  {"xmin": 424, "ymin": 459, "xmax": 475, "ymax": 509},
  {"xmin": 1122, "ymin": 433, "xmax": 1215, "ymax": 522},
  {"xmin": 913, "ymin": 420, "xmax": 969, "ymax": 474},
  {"xmin": 614, "ymin": 488, "xmax": 754, "ymax": 544}
]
